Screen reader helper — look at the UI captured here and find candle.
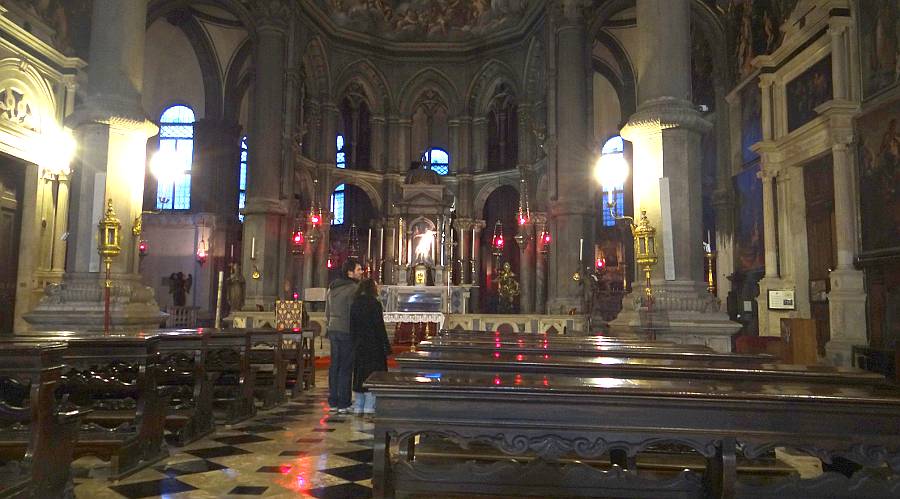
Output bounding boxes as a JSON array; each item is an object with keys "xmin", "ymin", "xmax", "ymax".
[
  {"xmin": 407, "ymin": 239, "xmax": 412, "ymax": 266},
  {"xmin": 367, "ymin": 227, "xmax": 372, "ymax": 261},
  {"xmin": 579, "ymin": 238, "xmax": 583, "ymax": 261},
  {"xmin": 230, "ymin": 244, "xmax": 234, "ymax": 259},
  {"xmin": 707, "ymin": 229, "xmax": 711, "ymax": 244},
  {"xmin": 471, "ymin": 227, "xmax": 476, "ymax": 261},
  {"xmin": 432, "ymin": 231, "xmax": 437, "ymax": 263},
  {"xmin": 251, "ymin": 237, "xmax": 256, "ymax": 260},
  {"xmin": 380, "ymin": 227, "xmax": 385, "ymax": 261}
]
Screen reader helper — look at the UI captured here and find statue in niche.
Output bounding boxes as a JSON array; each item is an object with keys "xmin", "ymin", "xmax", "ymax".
[
  {"xmin": 496, "ymin": 262, "xmax": 520, "ymax": 313},
  {"xmin": 226, "ymin": 263, "xmax": 246, "ymax": 311},
  {"xmin": 168, "ymin": 272, "xmax": 193, "ymax": 307}
]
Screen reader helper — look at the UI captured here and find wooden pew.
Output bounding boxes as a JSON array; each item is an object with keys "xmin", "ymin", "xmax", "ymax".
[
  {"xmin": 415, "ymin": 338, "xmax": 774, "ymax": 362},
  {"xmin": 438, "ymin": 329, "xmax": 654, "ymax": 343},
  {"xmin": 0, "ymin": 343, "xmax": 86, "ymax": 498},
  {"xmin": 395, "ymin": 349, "xmax": 886, "ymax": 386},
  {"xmin": 244, "ymin": 330, "xmax": 288, "ymax": 408},
  {"xmin": 5, "ymin": 334, "xmax": 171, "ymax": 480},
  {"xmin": 280, "ymin": 331, "xmax": 315, "ymax": 397},
  {"xmin": 151, "ymin": 331, "xmax": 216, "ymax": 446},
  {"xmin": 205, "ymin": 331, "xmax": 258, "ymax": 423},
  {"xmin": 366, "ymin": 371, "xmax": 900, "ymax": 499}
]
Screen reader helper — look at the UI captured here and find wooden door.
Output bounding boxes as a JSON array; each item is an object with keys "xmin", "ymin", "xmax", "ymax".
[
  {"xmin": 804, "ymin": 157, "xmax": 836, "ymax": 356},
  {"xmin": 0, "ymin": 159, "xmax": 23, "ymax": 334}
]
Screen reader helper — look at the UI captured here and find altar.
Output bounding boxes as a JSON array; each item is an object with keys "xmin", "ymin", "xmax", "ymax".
[{"xmin": 378, "ymin": 284, "xmax": 474, "ymax": 344}]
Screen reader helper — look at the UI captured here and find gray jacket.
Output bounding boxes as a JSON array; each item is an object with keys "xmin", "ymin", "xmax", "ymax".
[{"xmin": 325, "ymin": 277, "xmax": 357, "ymax": 335}]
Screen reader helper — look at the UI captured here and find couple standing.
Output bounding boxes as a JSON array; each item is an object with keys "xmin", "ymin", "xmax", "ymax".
[{"xmin": 325, "ymin": 258, "xmax": 392, "ymax": 415}]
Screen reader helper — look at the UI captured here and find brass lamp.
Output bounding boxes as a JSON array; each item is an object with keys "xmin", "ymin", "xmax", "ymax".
[
  {"xmin": 594, "ymin": 151, "xmax": 658, "ymax": 300},
  {"xmin": 632, "ymin": 210, "xmax": 657, "ymax": 300},
  {"xmin": 98, "ymin": 199, "xmax": 121, "ymax": 334}
]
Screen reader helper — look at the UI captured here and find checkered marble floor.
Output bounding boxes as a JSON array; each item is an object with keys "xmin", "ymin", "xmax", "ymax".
[{"xmin": 73, "ymin": 372, "xmax": 375, "ymax": 498}]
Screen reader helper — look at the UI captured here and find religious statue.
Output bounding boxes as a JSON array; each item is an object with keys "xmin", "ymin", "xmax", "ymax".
[
  {"xmin": 168, "ymin": 272, "xmax": 192, "ymax": 307},
  {"xmin": 226, "ymin": 263, "xmax": 246, "ymax": 312},
  {"xmin": 496, "ymin": 262, "xmax": 520, "ymax": 313}
]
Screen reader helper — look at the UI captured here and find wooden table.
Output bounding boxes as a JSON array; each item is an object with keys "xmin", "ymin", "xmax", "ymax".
[{"xmin": 366, "ymin": 371, "xmax": 900, "ymax": 499}]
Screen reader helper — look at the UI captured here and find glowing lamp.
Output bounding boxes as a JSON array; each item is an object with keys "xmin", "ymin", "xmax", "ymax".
[
  {"xmin": 310, "ymin": 212, "xmax": 321, "ymax": 227},
  {"xmin": 138, "ymin": 239, "xmax": 148, "ymax": 256},
  {"xmin": 594, "ymin": 152, "xmax": 629, "ymax": 202},
  {"xmin": 291, "ymin": 229, "xmax": 304, "ymax": 255},
  {"xmin": 196, "ymin": 237, "xmax": 208, "ymax": 266},
  {"xmin": 539, "ymin": 230, "xmax": 551, "ymax": 255},
  {"xmin": 326, "ymin": 256, "xmax": 334, "ymax": 269},
  {"xmin": 98, "ymin": 199, "xmax": 122, "ymax": 261},
  {"xmin": 491, "ymin": 220, "xmax": 504, "ymax": 257},
  {"xmin": 596, "ymin": 258, "xmax": 605, "ymax": 270}
]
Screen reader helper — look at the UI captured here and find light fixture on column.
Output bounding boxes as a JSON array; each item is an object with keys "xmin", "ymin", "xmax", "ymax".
[
  {"xmin": 291, "ymin": 226, "xmax": 305, "ymax": 255},
  {"xmin": 348, "ymin": 223, "xmax": 360, "ymax": 259},
  {"xmin": 150, "ymin": 149, "xmax": 181, "ymax": 208},
  {"xmin": 196, "ymin": 236, "xmax": 208, "ymax": 266},
  {"xmin": 138, "ymin": 239, "xmax": 148, "ymax": 257},
  {"xmin": 539, "ymin": 228, "xmax": 551, "ymax": 255},
  {"xmin": 514, "ymin": 177, "xmax": 531, "ymax": 246},
  {"xmin": 98, "ymin": 199, "xmax": 122, "ymax": 335},
  {"xmin": 491, "ymin": 220, "xmax": 504, "ymax": 257},
  {"xmin": 307, "ymin": 179, "xmax": 323, "ymax": 246},
  {"xmin": 594, "ymin": 151, "xmax": 658, "ymax": 300}
]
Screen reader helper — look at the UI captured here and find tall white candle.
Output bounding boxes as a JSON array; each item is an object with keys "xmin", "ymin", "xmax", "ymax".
[
  {"xmin": 230, "ymin": 244, "xmax": 234, "ymax": 259},
  {"xmin": 471, "ymin": 227, "xmax": 476, "ymax": 261},
  {"xmin": 579, "ymin": 238, "xmax": 583, "ymax": 261},
  {"xmin": 707, "ymin": 229, "xmax": 711, "ymax": 244},
  {"xmin": 367, "ymin": 227, "xmax": 372, "ymax": 261},
  {"xmin": 407, "ymin": 239, "xmax": 412, "ymax": 265},
  {"xmin": 380, "ymin": 227, "xmax": 385, "ymax": 261},
  {"xmin": 251, "ymin": 237, "xmax": 256, "ymax": 260},
  {"xmin": 214, "ymin": 271, "xmax": 224, "ymax": 329}
]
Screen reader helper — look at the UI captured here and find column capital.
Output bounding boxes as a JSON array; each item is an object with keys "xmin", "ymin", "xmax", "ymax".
[
  {"xmin": 550, "ymin": 0, "xmax": 591, "ymax": 26},
  {"xmin": 758, "ymin": 74, "xmax": 777, "ymax": 88},
  {"xmin": 621, "ymin": 97, "xmax": 711, "ymax": 140},
  {"xmin": 827, "ymin": 16, "xmax": 852, "ymax": 36},
  {"xmin": 530, "ymin": 212, "xmax": 548, "ymax": 226},
  {"xmin": 252, "ymin": 0, "xmax": 293, "ymax": 34}
]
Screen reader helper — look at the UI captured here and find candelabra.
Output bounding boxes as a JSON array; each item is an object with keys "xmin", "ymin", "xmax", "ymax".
[{"xmin": 98, "ymin": 199, "xmax": 121, "ymax": 335}]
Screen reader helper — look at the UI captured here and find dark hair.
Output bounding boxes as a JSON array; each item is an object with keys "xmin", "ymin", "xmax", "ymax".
[
  {"xmin": 341, "ymin": 257, "xmax": 360, "ymax": 277},
  {"xmin": 355, "ymin": 278, "xmax": 378, "ymax": 298}
]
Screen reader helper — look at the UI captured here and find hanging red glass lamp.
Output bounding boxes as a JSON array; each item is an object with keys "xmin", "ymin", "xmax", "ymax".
[
  {"xmin": 291, "ymin": 229, "xmax": 304, "ymax": 255},
  {"xmin": 196, "ymin": 237, "xmax": 208, "ymax": 266}
]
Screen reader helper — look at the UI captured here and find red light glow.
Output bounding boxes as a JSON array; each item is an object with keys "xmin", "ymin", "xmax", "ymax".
[
  {"xmin": 596, "ymin": 258, "xmax": 606, "ymax": 269},
  {"xmin": 493, "ymin": 376, "xmax": 502, "ymax": 385}
]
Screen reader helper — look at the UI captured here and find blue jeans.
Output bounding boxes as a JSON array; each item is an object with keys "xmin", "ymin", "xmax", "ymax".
[
  {"xmin": 352, "ymin": 391, "xmax": 377, "ymax": 413},
  {"xmin": 328, "ymin": 332, "xmax": 354, "ymax": 409}
]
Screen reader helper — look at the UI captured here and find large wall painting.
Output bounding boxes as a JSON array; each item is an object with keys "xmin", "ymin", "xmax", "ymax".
[
  {"xmin": 858, "ymin": 100, "xmax": 900, "ymax": 257},
  {"xmin": 740, "ymin": 78, "xmax": 762, "ymax": 164},
  {"xmin": 858, "ymin": 0, "xmax": 900, "ymax": 101},
  {"xmin": 714, "ymin": 0, "xmax": 800, "ymax": 80},
  {"xmin": 786, "ymin": 56, "xmax": 833, "ymax": 132},
  {"xmin": 733, "ymin": 163, "xmax": 765, "ymax": 273}
]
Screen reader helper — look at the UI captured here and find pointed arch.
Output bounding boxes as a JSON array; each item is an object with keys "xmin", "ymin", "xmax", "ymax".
[
  {"xmin": 523, "ymin": 36, "xmax": 546, "ymax": 105},
  {"xmin": 333, "ymin": 59, "xmax": 393, "ymax": 115},
  {"xmin": 466, "ymin": 59, "xmax": 521, "ymax": 116},
  {"xmin": 303, "ymin": 37, "xmax": 332, "ymax": 100},
  {"xmin": 474, "ymin": 178, "xmax": 520, "ymax": 220},
  {"xmin": 398, "ymin": 68, "xmax": 460, "ymax": 116}
]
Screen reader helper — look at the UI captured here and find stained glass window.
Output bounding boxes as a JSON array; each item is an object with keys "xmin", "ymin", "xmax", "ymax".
[
  {"xmin": 601, "ymin": 135, "xmax": 625, "ymax": 227},
  {"xmin": 331, "ymin": 184, "xmax": 345, "ymax": 225},
  {"xmin": 238, "ymin": 136, "xmax": 248, "ymax": 221},
  {"xmin": 336, "ymin": 134, "xmax": 346, "ymax": 169},
  {"xmin": 156, "ymin": 105, "xmax": 194, "ymax": 210},
  {"xmin": 422, "ymin": 148, "xmax": 449, "ymax": 175}
]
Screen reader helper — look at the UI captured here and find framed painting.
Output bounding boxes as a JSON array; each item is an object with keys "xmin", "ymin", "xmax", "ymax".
[
  {"xmin": 786, "ymin": 56, "xmax": 833, "ymax": 132},
  {"xmin": 858, "ymin": 0, "xmax": 900, "ymax": 101},
  {"xmin": 733, "ymin": 162, "xmax": 765, "ymax": 273},
  {"xmin": 857, "ymin": 100, "xmax": 900, "ymax": 258}
]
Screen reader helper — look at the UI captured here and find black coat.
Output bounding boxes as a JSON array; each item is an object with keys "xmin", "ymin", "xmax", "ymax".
[{"xmin": 349, "ymin": 295, "xmax": 391, "ymax": 392}]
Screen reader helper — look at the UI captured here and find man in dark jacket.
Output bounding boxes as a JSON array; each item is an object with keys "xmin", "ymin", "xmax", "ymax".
[{"xmin": 326, "ymin": 258, "xmax": 363, "ymax": 412}]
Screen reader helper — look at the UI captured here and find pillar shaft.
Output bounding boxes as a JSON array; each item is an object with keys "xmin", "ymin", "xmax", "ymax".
[
  {"xmin": 635, "ymin": 0, "xmax": 691, "ymax": 103},
  {"xmin": 519, "ymin": 224, "xmax": 535, "ymax": 313}
]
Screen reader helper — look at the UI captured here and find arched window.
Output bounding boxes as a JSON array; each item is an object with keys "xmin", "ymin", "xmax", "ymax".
[
  {"xmin": 336, "ymin": 134, "xmax": 347, "ymax": 170},
  {"xmin": 156, "ymin": 105, "xmax": 195, "ymax": 210},
  {"xmin": 422, "ymin": 148, "xmax": 450, "ymax": 176},
  {"xmin": 331, "ymin": 184, "xmax": 345, "ymax": 225},
  {"xmin": 600, "ymin": 135, "xmax": 625, "ymax": 226},
  {"xmin": 238, "ymin": 135, "xmax": 248, "ymax": 221}
]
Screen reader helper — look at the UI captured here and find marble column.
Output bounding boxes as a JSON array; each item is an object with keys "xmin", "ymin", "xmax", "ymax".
[
  {"xmin": 613, "ymin": 0, "xmax": 737, "ymax": 341},
  {"xmin": 547, "ymin": 0, "xmax": 591, "ymax": 314},
  {"xmin": 382, "ymin": 217, "xmax": 397, "ymax": 285},
  {"xmin": 242, "ymin": 1, "xmax": 292, "ymax": 309},
  {"xmin": 518, "ymin": 222, "xmax": 535, "ymax": 313},
  {"xmin": 25, "ymin": 0, "xmax": 162, "ymax": 332},
  {"xmin": 472, "ymin": 117, "xmax": 488, "ymax": 173},
  {"xmin": 370, "ymin": 115, "xmax": 386, "ymax": 172},
  {"xmin": 825, "ymin": 139, "xmax": 867, "ymax": 365},
  {"xmin": 457, "ymin": 218, "xmax": 473, "ymax": 285},
  {"xmin": 470, "ymin": 220, "xmax": 486, "ymax": 313},
  {"xmin": 533, "ymin": 212, "xmax": 548, "ymax": 314},
  {"xmin": 315, "ymin": 220, "xmax": 331, "ymax": 288},
  {"xmin": 51, "ymin": 175, "xmax": 70, "ymax": 273}
]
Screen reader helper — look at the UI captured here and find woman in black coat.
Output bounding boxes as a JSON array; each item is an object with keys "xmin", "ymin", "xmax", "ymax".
[{"xmin": 349, "ymin": 278, "xmax": 392, "ymax": 415}]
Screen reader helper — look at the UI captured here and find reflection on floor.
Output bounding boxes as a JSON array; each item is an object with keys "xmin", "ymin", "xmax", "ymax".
[{"xmin": 74, "ymin": 371, "xmax": 374, "ymax": 498}]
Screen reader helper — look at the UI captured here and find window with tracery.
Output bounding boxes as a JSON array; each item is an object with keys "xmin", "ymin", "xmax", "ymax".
[{"xmin": 156, "ymin": 105, "xmax": 195, "ymax": 210}]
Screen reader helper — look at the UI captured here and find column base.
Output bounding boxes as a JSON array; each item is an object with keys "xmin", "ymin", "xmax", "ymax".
[
  {"xmin": 23, "ymin": 272, "xmax": 163, "ymax": 333},
  {"xmin": 610, "ymin": 280, "xmax": 740, "ymax": 352},
  {"xmin": 825, "ymin": 268, "xmax": 868, "ymax": 367}
]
